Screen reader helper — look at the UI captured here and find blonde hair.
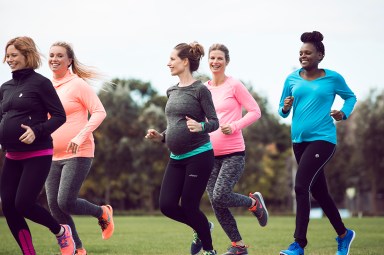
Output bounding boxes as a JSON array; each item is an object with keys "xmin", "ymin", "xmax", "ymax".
[
  {"xmin": 3, "ymin": 36, "xmax": 42, "ymax": 69},
  {"xmin": 51, "ymin": 41, "xmax": 101, "ymax": 80},
  {"xmin": 209, "ymin": 43, "xmax": 230, "ymax": 63}
]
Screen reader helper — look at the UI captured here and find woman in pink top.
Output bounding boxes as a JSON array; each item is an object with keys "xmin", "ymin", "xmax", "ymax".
[
  {"xmin": 204, "ymin": 44, "xmax": 268, "ymax": 255},
  {"xmin": 45, "ymin": 42, "xmax": 114, "ymax": 255}
]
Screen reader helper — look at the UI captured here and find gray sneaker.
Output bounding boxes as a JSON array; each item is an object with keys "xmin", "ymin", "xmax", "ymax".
[
  {"xmin": 222, "ymin": 243, "xmax": 248, "ymax": 255},
  {"xmin": 249, "ymin": 192, "xmax": 269, "ymax": 227}
]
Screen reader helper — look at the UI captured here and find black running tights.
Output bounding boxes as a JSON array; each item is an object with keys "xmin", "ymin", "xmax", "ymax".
[
  {"xmin": 159, "ymin": 150, "xmax": 214, "ymax": 251},
  {"xmin": 293, "ymin": 140, "xmax": 347, "ymax": 248}
]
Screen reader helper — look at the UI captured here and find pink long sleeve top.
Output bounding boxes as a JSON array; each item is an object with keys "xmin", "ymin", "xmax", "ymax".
[
  {"xmin": 205, "ymin": 76, "xmax": 261, "ymax": 156},
  {"xmin": 51, "ymin": 70, "xmax": 106, "ymax": 160}
]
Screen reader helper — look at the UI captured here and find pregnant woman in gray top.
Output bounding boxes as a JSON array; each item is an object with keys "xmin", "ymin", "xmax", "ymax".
[{"xmin": 146, "ymin": 42, "xmax": 219, "ymax": 255}]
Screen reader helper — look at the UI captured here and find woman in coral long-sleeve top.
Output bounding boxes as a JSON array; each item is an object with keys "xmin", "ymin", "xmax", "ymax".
[{"xmin": 45, "ymin": 42, "xmax": 114, "ymax": 255}]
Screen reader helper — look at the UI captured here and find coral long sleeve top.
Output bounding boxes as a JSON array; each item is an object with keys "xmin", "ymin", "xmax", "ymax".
[{"xmin": 51, "ymin": 70, "xmax": 106, "ymax": 160}]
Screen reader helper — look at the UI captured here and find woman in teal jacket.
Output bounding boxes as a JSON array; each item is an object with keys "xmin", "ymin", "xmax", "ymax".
[{"xmin": 278, "ymin": 31, "xmax": 357, "ymax": 255}]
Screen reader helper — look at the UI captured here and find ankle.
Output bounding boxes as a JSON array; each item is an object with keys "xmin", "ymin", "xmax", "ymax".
[
  {"xmin": 234, "ymin": 241, "xmax": 245, "ymax": 247},
  {"xmin": 55, "ymin": 226, "xmax": 65, "ymax": 237},
  {"xmin": 339, "ymin": 230, "xmax": 348, "ymax": 239}
]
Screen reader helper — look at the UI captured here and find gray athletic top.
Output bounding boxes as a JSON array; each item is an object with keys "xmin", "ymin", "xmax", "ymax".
[{"xmin": 164, "ymin": 80, "xmax": 219, "ymax": 155}]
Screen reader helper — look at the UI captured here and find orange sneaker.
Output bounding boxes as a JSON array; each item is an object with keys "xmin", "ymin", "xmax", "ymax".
[
  {"xmin": 75, "ymin": 247, "xmax": 87, "ymax": 255},
  {"xmin": 56, "ymin": 224, "xmax": 75, "ymax": 255},
  {"xmin": 98, "ymin": 205, "xmax": 114, "ymax": 240}
]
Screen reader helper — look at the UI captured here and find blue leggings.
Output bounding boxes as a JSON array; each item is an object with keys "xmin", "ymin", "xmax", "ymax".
[
  {"xmin": 159, "ymin": 150, "xmax": 214, "ymax": 251},
  {"xmin": 293, "ymin": 140, "xmax": 346, "ymax": 248}
]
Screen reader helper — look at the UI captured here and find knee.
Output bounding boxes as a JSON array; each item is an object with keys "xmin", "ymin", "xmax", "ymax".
[
  {"xmin": 211, "ymin": 192, "xmax": 227, "ymax": 208},
  {"xmin": 58, "ymin": 198, "xmax": 75, "ymax": 214},
  {"xmin": 159, "ymin": 199, "xmax": 176, "ymax": 217}
]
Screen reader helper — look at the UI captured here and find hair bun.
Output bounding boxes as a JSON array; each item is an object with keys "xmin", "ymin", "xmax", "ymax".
[
  {"xmin": 189, "ymin": 41, "xmax": 205, "ymax": 59},
  {"xmin": 300, "ymin": 31, "xmax": 324, "ymax": 43}
]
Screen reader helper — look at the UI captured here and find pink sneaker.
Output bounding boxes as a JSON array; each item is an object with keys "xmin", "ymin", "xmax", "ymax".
[{"xmin": 56, "ymin": 224, "xmax": 75, "ymax": 255}]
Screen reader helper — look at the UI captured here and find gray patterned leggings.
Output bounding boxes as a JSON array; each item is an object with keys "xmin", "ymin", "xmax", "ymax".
[
  {"xmin": 206, "ymin": 153, "xmax": 253, "ymax": 242},
  {"xmin": 45, "ymin": 157, "xmax": 103, "ymax": 249}
]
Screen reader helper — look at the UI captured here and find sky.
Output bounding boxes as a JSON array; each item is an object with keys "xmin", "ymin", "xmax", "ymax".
[{"xmin": 1, "ymin": 0, "xmax": 383, "ymax": 121}]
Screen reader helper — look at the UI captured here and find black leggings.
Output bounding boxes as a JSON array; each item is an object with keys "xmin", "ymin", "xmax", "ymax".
[
  {"xmin": 293, "ymin": 141, "xmax": 346, "ymax": 248},
  {"xmin": 1, "ymin": 156, "xmax": 61, "ymax": 253},
  {"xmin": 159, "ymin": 150, "xmax": 214, "ymax": 251}
]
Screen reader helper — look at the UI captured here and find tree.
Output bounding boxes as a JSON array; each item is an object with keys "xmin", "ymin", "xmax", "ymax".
[
  {"xmin": 351, "ymin": 89, "xmax": 384, "ymax": 215},
  {"xmin": 87, "ymin": 79, "xmax": 168, "ymax": 209}
]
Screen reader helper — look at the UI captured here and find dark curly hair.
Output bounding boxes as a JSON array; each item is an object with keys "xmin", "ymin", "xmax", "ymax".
[{"xmin": 300, "ymin": 31, "xmax": 325, "ymax": 58}]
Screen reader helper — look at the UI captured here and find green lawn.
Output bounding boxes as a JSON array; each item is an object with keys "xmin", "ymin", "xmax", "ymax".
[{"xmin": 0, "ymin": 216, "xmax": 383, "ymax": 254}]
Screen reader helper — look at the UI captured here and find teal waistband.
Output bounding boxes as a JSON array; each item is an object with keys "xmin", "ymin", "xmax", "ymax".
[{"xmin": 170, "ymin": 142, "xmax": 212, "ymax": 160}]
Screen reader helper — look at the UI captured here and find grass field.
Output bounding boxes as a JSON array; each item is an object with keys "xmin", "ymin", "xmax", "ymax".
[{"xmin": 0, "ymin": 215, "xmax": 383, "ymax": 255}]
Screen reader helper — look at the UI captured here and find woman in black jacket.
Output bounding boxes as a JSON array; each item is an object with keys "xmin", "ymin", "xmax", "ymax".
[{"xmin": 0, "ymin": 36, "xmax": 75, "ymax": 255}]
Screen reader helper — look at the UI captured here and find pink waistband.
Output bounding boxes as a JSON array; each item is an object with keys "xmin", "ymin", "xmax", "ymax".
[{"xmin": 6, "ymin": 149, "xmax": 53, "ymax": 160}]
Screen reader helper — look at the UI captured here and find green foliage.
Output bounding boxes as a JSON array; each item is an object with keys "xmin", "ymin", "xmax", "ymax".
[
  {"xmin": 327, "ymin": 88, "xmax": 384, "ymax": 215},
  {"xmin": 88, "ymin": 79, "xmax": 168, "ymax": 210}
]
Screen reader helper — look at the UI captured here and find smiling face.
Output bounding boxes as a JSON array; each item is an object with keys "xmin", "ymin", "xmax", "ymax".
[
  {"xmin": 299, "ymin": 43, "xmax": 324, "ymax": 70},
  {"xmin": 167, "ymin": 49, "xmax": 188, "ymax": 76},
  {"xmin": 5, "ymin": 45, "xmax": 27, "ymax": 72},
  {"xmin": 48, "ymin": 45, "xmax": 72, "ymax": 77},
  {"xmin": 208, "ymin": 50, "xmax": 227, "ymax": 75}
]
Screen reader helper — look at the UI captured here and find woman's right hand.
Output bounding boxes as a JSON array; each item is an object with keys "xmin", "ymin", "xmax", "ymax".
[
  {"xmin": 145, "ymin": 129, "xmax": 163, "ymax": 142},
  {"xmin": 283, "ymin": 96, "xmax": 294, "ymax": 112}
]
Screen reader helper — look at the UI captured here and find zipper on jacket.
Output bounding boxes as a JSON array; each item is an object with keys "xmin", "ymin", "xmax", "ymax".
[{"xmin": 1, "ymin": 77, "xmax": 22, "ymax": 146}]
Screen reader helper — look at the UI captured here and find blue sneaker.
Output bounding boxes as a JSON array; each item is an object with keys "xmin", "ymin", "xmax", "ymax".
[
  {"xmin": 280, "ymin": 242, "xmax": 304, "ymax": 255},
  {"xmin": 336, "ymin": 229, "xmax": 355, "ymax": 255},
  {"xmin": 190, "ymin": 222, "xmax": 214, "ymax": 255}
]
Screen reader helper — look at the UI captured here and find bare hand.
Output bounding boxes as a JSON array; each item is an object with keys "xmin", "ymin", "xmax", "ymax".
[
  {"xmin": 66, "ymin": 142, "xmax": 79, "ymax": 154},
  {"xmin": 330, "ymin": 110, "xmax": 345, "ymax": 121},
  {"xmin": 145, "ymin": 129, "xmax": 163, "ymax": 142},
  {"xmin": 186, "ymin": 116, "xmax": 202, "ymax": 132},
  {"xmin": 220, "ymin": 124, "xmax": 232, "ymax": 135},
  {"xmin": 283, "ymin": 96, "xmax": 294, "ymax": 112},
  {"xmin": 19, "ymin": 124, "xmax": 35, "ymax": 144}
]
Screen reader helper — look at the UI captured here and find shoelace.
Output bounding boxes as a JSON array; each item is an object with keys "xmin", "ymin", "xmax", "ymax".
[
  {"xmin": 252, "ymin": 199, "xmax": 264, "ymax": 218},
  {"xmin": 337, "ymin": 237, "xmax": 346, "ymax": 251},
  {"xmin": 98, "ymin": 218, "xmax": 110, "ymax": 231},
  {"xmin": 57, "ymin": 234, "xmax": 69, "ymax": 248},
  {"xmin": 192, "ymin": 232, "xmax": 200, "ymax": 244}
]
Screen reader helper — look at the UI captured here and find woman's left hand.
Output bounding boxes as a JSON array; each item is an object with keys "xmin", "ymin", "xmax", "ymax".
[
  {"xmin": 19, "ymin": 124, "xmax": 36, "ymax": 144},
  {"xmin": 186, "ymin": 116, "xmax": 202, "ymax": 132},
  {"xmin": 330, "ymin": 110, "xmax": 345, "ymax": 121}
]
